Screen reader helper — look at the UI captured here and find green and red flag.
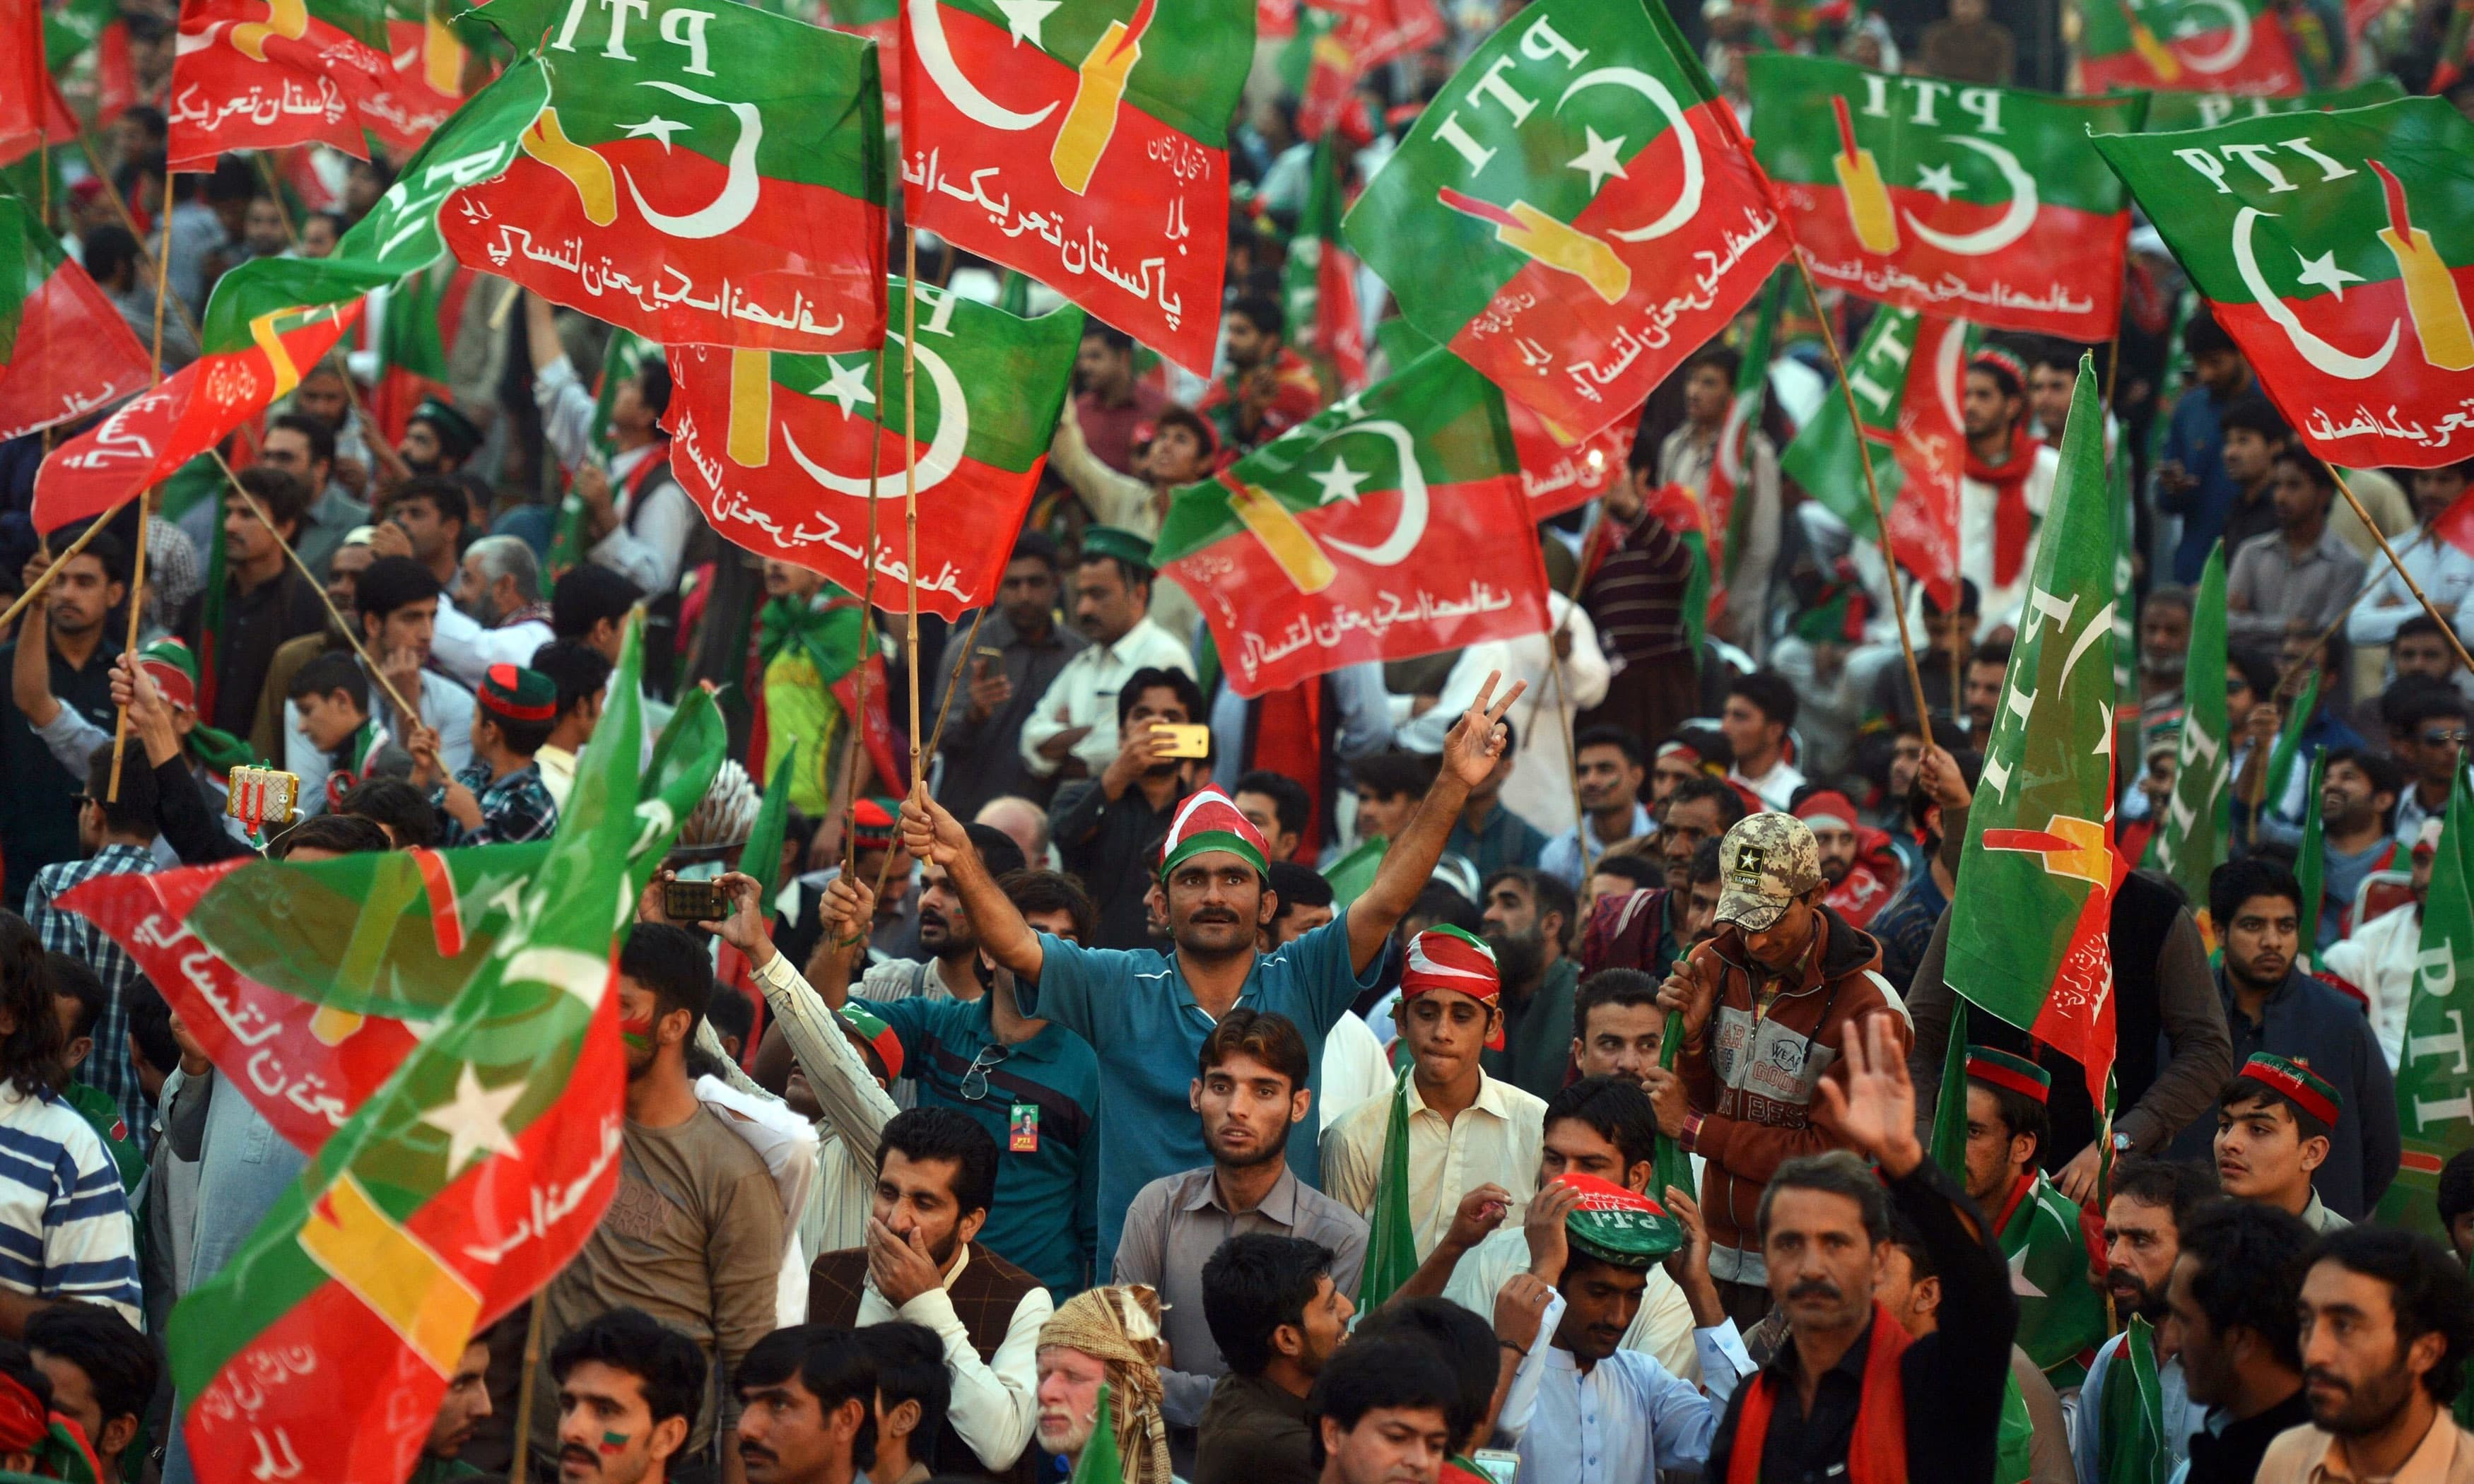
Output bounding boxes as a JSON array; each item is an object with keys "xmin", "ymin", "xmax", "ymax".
[
  {"xmin": 1150, "ymin": 346, "xmax": 1547, "ymax": 697},
  {"xmin": 46, "ymin": 0, "xmax": 138, "ymax": 124},
  {"xmin": 442, "ymin": 0, "xmax": 886, "ymax": 353},
  {"xmin": 2296, "ymin": 745, "xmax": 2328, "ymax": 965},
  {"xmin": 1358, "ymin": 1068, "xmax": 1419, "ymax": 1311},
  {"xmin": 1704, "ymin": 275, "xmax": 1783, "ymax": 616},
  {"xmin": 1, "ymin": 0, "xmax": 46, "ymax": 165},
  {"xmin": 900, "ymin": 0, "xmax": 1253, "ymax": 374},
  {"xmin": 1345, "ymin": 0, "xmax": 1784, "ymax": 435},
  {"xmin": 1286, "ymin": 0, "xmax": 1438, "ymax": 139},
  {"xmin": 2079, "ymin": 0, "xmax": 2303, "ymax": 96},
  {"xmin": 32, "ymin": 53, "xmax": 551, "ymax": 534},
  {"xmin": 1635, "ymin": 480, "xmax": 1714, "ymax": 655},
  {"xmin": 1749, "ymin": 56, "xmax": 2142, "ymax": 343},
  {"xmin": 1994, "ymin": 1170, "xmax": 2107, "ymax": 1385},
  {"xmin": 2135, "ymin": 76, "xmax": 2403, "ymax": 131},
  {"xmin": 368, "ymin": 258, "xmax": 468, "ymax": 446},
  {"xmin": 363, "ymin": 4, "xmax": 484, "ymax": 155},
  {"xmin": 821, "ymin": 0, "xmax": 901, "ymax": 131},
  {"xmin": 2099, "ymin": 1316, "xmax": 2172, "ymax": 1484},
  {"xmin": 165, "ymin": 0, "xmax": 391, "ymax": 167},
  {"xmin": 2376, "ymin": 765, "xmax": 2474, "ymax": 1231},
  {"xmin": 2094, "ymin": 98, "xmax": 2474, "ymax": 471},
  {"xmin": 1283, "ymin": 134, "xmax": 1367, "ymax": 392},
  {"xmin": 1942, "ymin": 357, "xmax": 2123, "ymax": 1109},
  {"xmin": 1929, "ymin": 999, "xmax": 1971, "ymax": 1184},
  {"xmin": 664, "ymin": 277, "xmax": 1084, "ymax": 620},
  {"xmin": 2143, "ymin": 543, "xmax": 2231, "ymax": 937},
  {"xmin": 0, "ymin": 192, "xmax": 152, "ymax": 444},
  {"xmin": 547, "ymin": 325, "xmax": 660, "ymax": 574},
  {"xmin": 160, "ymin": 621, "xmax": 665, "ymax": 1484},
  {"xmin": 1375, "ymin": 316, "xmax": 1635, "ymax": 517}
]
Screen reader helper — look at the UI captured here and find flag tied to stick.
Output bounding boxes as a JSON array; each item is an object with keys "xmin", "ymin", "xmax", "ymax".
[
  {"xmin": 2092, "ymin": 98, "xmax": 2474, "ymax": 471},
  {"xmin": 899, "ymin": 0, "xmax": 1253, "ymax": 375},
  {"xmin": 2142, "ymin": 543, "xmax": 2231, "ymax": 933},
  {"xmin": 2376, "ymin": 766, "xmax": 2474, "ymax": 1232},
  {"xmin": 165, "ymin": 0, "xmax": 391, "ymax": 167},
  {"xmin": 1748, "ymin": 55, "xmax": 2142, "ymax": 343},
  {"xmin": 441, "ymin": 0, "xmax": 886, "ymax": 353},
  {"xmin": 2079, "ymin": 0, "xmax": 2304, "ymax": 97},
  {"xmin": 1150, "ymin": 348, "xmax": 1547, "ymax": 698},
  {"xmin": 1943, "ymin": 357, "xmax": 2122, "ymax": 1111},
  {"xmin": 664, "ymin": 277, "xmax": 1084, "ymax": 620},
  {"xmin": 1344, "ymin": 0, "xmax": 1785, "ymax": 436},
  {"xmin": 0, "ymin": 192, "xmax": 151, "ymax": 444}
]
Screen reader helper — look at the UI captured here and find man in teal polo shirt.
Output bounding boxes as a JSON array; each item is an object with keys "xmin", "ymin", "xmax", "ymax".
[{"xmin": 898, "ymin": 673, "xmax": 1525, "ymax": 1268}]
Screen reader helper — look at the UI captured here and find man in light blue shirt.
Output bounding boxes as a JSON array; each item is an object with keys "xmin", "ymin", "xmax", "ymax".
[
  {"xmin": 902, "ymin": 674, "xmax": 1526, "ymax": 1268},
  {"xmin": 1539, "ymin": 726, "xmax": 1656, "ymax": 885}
]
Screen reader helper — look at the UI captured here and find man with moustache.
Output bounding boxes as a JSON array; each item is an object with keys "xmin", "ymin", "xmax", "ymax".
[
  {"xmin": 933, "ymin": 533, "xmax": 1087, "ymax": 820},
  {"xmin": 2258, "ymin": 1227, "xmax": 2474, "ymax": 1483},
  {"xmin": 1477, "ymin": 868, "xmax": 1580, "ymax": 1100},
  {"xmin": 2075, "ymin": 1158, "xmax": 2220, "ymax": 1484},
  {"xmin": 2169, "ymin": 1202, "xmax": 2316, "ymax": 1484},
  {"xmin": 548, "ymin": 1308, "xmax": 710, "ymax": 1484},
  {"xmin": 1053, "ymin": 667, "xmax": 1212, "ymax": 948},
  {"xmin": 1036, "ymin": 1285, "xmax": 1175, "ymax": 1484},
  {"xmin": 410, "ymin": 1338, "xmax": 491, "ymax": 1483},
  {"xmin": 1018, "ymin": 529, "xmax": 1196, "ymax": 785},
  {"xmin": 1115, "ymin": 1011, "xmax": 1368, "ymax": 1435},
  {"xmin": 1574, "ymin": 776, "xmax": 1744, "ymax": 981},
  {"xmin": 734, "ymin": 1326, "xmax": 881, "ymax": 1484}
]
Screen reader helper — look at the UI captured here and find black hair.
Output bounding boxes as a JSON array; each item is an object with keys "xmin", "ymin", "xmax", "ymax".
[
  {"xmin": 2183, "ymin": 310, "xmax": 2236, "ymax": 360},
  {"xmin": 25, "ymin": 1304, "xmax": 158, "ymax": 1441},
  {"xmin": 2398, "ymin": 612, "xmax": 2451, "ymax": 647},
  {"xmin": 2307, "ymin": 1225, "xmax": 2474, "ymax": 1402},
  {"xmin": 1587, "ymin": 855, "xmax": 1665, "ymax": 890},
  {"xmin": 1969, "ymin": 641, "xmax": 2012, "ymax": 673},
  {"xmin": 1305, "ymin": 1339, "xmax": 1458, "ymax": 1468},
  {"xmin": 1009, "ymin": 529, "xmax": 1062, "ymax": 573},
  {"xmin": 634, "ymin": 359, "xmax": 672, "ymax": 419},
  {"xmin": 1574, "ymin": 968, "xmax": 1663, "ymax": 1044},
  {"xmin": 0, "ymin": 916, "xmax": 57, "ymax": 1098},
  {"xmin": 233, "ymin": 464, "xmax": 312, "ymax": 535},
  {"xmin": 1967, "ymin": 1067, "xmax": 2050, "ymax": 1171},
  {"xmin": 43, "ymin": 953, "xmax": 105, "ymax": 1047},
  {"xmin": 1267, "ymin": 861, "xmax": 1334, "ymax": 919},
  {"xmin": 1923, "ymin": 576, "xmax": 1983, "ymax": 619},
  {"xmin": 1351, "ymin": 752, "xmax": 1436, "ymax": 802},
  {"xmin": 855, "ymin": 1322, "xmax": 948, "ymax": 1466},
  {"xmin": 45, "ymin": 525, "xmax": 127, "ymax": 586},
  {"xmin": 1082, "ymin": 322, "xmax": 1135, "ymax": 352},
  {"xmin": 997, "ymin": 869, "xmax": 1096, "ymax": 945},
  {"xmin": 1484, "ymin": 867, "xmax": 1576, "ymax": 947},
  {"xmin": 1198, "ymin": 1007, "xmax": 1312, "ymax": 1093},
  {"xmin": 618, "ymin": 921, "xmax": 715, "ymax": 1032},
  {"xmin": 1235, "ymin": 771, "xmax": 1313, "ymax": 842},
  {"xmin": 81, "ymin": 227, "xmax": 140, "ymax": 286},
  {"xmin": 877, "ymin": 1107, "xmax": 999, "ymax": 1218},
  {"xmin": 125, "ymin": 982, "xmax": 177, "ymax": 1081},
  {"xmin": 737, "ymin": 1326, "xmax": 877, "ymax": 1470},
  {"xmin": 2273, "ymin": 446, "xmax": 2338, "ymax": 493},
  {"xmin": 552, "ymin": 565, "xmax": 645, "ymax": 640},
  {"xmin": 2442, "ymin": 1149, "xmax": 2474, "ymax": 1227},
  {"xmin": 1115, "ymin": 666, "xmax": 1206, "ymax": 729},
  {"xmin": 2220, "ymin": 393, "xmax": 2292, "ymax": 447},
  {"xmin": 704, "ymin": 982, "xmax": 753, "ymax": 1053},
  {"xmin": 2220, "ymin": 1070, "xmax": 2333, "ymax": 1144},
  {"xmin": 1662, "ymin": 723, "xmax": 1735, "ymax": 770},
  {"xmin": 961, "ymin": 824, "xmax": 1026, "ymax": 883},
  {"xmin": 266, "ymin": 812, "xmax": 390, "ymax": 859},
  {"xmin": 1687, "ymin": 343, "xmax": 1742, "ymax": 382},
  {"xmin": 337, "ymin": 777, "xmax": 440, "ymax": 849},
  {"xmin": 2326, "ymin": 746, "xmax": 2406, "ymax": 834},
  {"xmin": 1226, "ymin": 294, "xmax": 1286, "ymax": 340},
  {"xmin": 1202, "ymin": 1233, "xmax": 1335, "ymax": 1378},
  {"xmin": 529, "ymin": 640, "xmax": 614, "ymax": 723},
  {"xmin": 551, "ymin": 1307, "xmax": 708, "ymax": 1435},
  {"xmin": 1759, "ymin": 1150, "xmax": 1892, "ymax": 1244},
  {"xmin": 2209, "ymin": 857, "xmax": 2304, "ymax": 940},
  {"xmin": 1665, "ymin": 773, "xmax": 1749, "ymax": 830},
  {"xmin": 1573, "ymin": 724, "xmax": 1645, "ymax": 768},
  {"xmin": 385, "ymin": 473, "xmax": 470, "ymax": 527},
  {"xmin": 1728, "ymin": 671, "xmax": 1799, "ymax": 731},
  {"xmin": 353, "ymin": 555, "xmax": 442, "ymax": 629},
  {"xmin": 289, "ymin": 651, "xmax": 369, "ymax": 710},
  {"xmin": 84, "ymin": 741, "xmax": 156, "ymax": 840},
  {"xmin": 2181, "ymin": 1201, "xmax": 2314, "ymax": 1372},
  {"xmin": 2388, "ymin": 680, "xmax": 2473, "ymax": 737},
  {"xmin": 1543, "ymin": 1075, "xmax": 1660, "ymax": 1173},
  {"xmin": 1689, "ymin": 836, "xmax": 1723, "ymax": 885},
  {"xmin": 268, "ymin": 413, "xmax": 336, "ymax": 469},
  {"xmin": 1349, "ymin": 1300, "xmax": 1496, "ymax": 1450},
  {"xmin": 2227, "ymin": 645, "xmax": 2277, "ymax": 706}
]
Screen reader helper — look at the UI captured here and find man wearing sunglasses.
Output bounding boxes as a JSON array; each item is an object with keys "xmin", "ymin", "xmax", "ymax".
[{"xmin": 2386, "ymin": 682, "xmax": 2469, "ymax": 849}]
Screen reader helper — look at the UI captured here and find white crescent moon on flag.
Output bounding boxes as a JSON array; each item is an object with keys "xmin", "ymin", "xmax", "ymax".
[
  {"xmin": 1716, "ymin": 390, "xmax": 1754, "ymax": 485},
  {"xmin": 1932, "ymin": 317, "xmax": 1966, "ymax": 428},
  {"xmin": 1902, "ymin": 137, "xmax": 2038, "ymax": 257},
  {"xmin": 783, "ymin": 331, "xmax": 974, "ymax": 498},
  {"xmin": 2232, "ymin": 206, "xmax": 2398, "ymax": 380},
  {"xmin": 2171, "ymin": 0, "xmax": 2253, "ymax": 74},
  {"xmin": 620, "ymin": 80, "xmax": 761, "ymax": 240},
  {"xmin": 1313, "ymin": 419, "xmax": 1426, "ymax": 566},
  {"xmin": 908, "ymin": 0, "xmax": 1058, "ymax": 132},
  {"xmin": 1557, "ymin": 67, "xmax": 1701, "ymax": 244}
]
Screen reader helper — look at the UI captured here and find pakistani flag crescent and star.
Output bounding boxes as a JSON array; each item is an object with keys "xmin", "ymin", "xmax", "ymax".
[
  {"xmin": 2093, "ymin": 97, "xmax": 2474, "ymax": 472},
  {"xmin": 1342, "ymin": 0, "xmax": 1786, "ymax": 437},
  {"xmin": 438, "ymin": 0, "xmax": 887, "ymax": 353},
  {"xmin": 1748, "ymin": 56, "xmax": 2144, "ymax": 343},
  {"xmin": 899, "ymin": 0, "xmax": 1255, "ymax": 375},
  {"xmin": 2078, "ymin": 0, "xmax": 2304, "ymax": 97}
]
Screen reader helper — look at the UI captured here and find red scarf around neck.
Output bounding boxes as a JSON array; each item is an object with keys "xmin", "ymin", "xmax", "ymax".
[
  {"xmin": 1725, "ymin": 1303, "xmax": 1913, "ymax": 1484},
  {"xmin": 1966, "ymin": 424, "xmax": 2043, "ymax": 588}
]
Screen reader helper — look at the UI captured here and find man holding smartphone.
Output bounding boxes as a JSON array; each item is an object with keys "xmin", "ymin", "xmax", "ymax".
[{"xmin": 1051, "ymin": 667, "xmax": 1214, "ymax": 949}]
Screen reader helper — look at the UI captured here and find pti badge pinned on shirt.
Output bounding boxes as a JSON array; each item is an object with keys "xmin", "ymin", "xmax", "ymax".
[{"xmin": 1009, "ymin": 1103, "xmax": 1040, "ymax": 1153}]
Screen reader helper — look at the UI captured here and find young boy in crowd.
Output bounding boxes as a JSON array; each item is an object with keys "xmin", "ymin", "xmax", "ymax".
[
  {"xmin": 288, "ymin": 651, "xmax": 411, "ymax": 813},
  {"xmin": 409, "ymin": 662, "xmax": 561, "ymax": 846}
]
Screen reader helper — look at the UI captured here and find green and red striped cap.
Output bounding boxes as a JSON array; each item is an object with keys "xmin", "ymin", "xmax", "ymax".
[
  {"xmin": 1554, "ymin": 1173, "xmax": 1684, "ymax": 1268},
  {"xmin": 1160, "ymin": 786, "xmax": 1270, "ymax": 883},
  {"xmin": 2236, "ymin": 1052, "xmax": 2343, "ymax": 1128},
  {"xmin": 837, "ymin": 1003, "xmax": 903, "ymax": 1083},
  {"xmin": 1966, "ymin": 1045, "xmax": 2051, "ymax": 1105},
  {"xmin": 478, "ymin": 664, "xmax": 557, "ymax": 725}
]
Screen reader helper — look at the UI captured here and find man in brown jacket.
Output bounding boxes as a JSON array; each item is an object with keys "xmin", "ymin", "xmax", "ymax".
[{"xmin": 1644, "ymin": 813, "xmax": 1907, "ymax": 1325}]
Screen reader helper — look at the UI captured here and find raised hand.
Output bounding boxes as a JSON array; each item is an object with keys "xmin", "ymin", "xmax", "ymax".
[
  {"xmin": 897, "ymin": 781, "xmax": 968, "ymax": 868},
  {"xmin": 1523, "ymin": 1177, "xmax": 1581, "ymax": 1283},
  {"xmin": 1438, "ymin": 669, "xmax": 1525, "ymax": 789},
  {"xmin": 1813, "ymin": 1012, "xmax": 1921, "ymax": 1179},
  {"xmin": 708, "ymin": 871, "xmax": 776, "ymax": 967}
]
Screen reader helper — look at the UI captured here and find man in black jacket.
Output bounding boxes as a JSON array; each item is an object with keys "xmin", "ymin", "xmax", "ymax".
[{"xmin": 1705, "ymin": 1013, "xmax": 2017, "ymax": 1483}]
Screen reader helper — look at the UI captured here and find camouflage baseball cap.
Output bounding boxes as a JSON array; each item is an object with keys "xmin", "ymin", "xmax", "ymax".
[{"xmin": 1715, "ymin": 813, "xmax": 1824, "ymax": 932}]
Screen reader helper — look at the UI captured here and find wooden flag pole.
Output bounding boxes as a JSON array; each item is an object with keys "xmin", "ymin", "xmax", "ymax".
[
  {"xmin": 250, "ymin": 152, "xmax": 412, "ymax": 486},
  {"xmin": 1789, "ymin": 255, "xmax": 1935, "ymax": 751},
  {"xmin": 106, "ymin": 172, "xmax": 177, "ymax": 803},
  {"xmin": 1554, "ymin": 521, "xmax": 1598, "ymax": 878},
  {"xmin": 0, "ymin": 507, "xmax": 136, "ymax": 632},
  {"xmin": 842, "ymin": 342, "xmax": 889, "ymax": 885},
  {"xmin": 2333, "ymin": 467, "xmax": 2474, "ymax": 676},
  {"xmin": 903, "ymin": 232, "xmax": 923, "ymax": 792},
  {"xmin": 508, "ymin": 1303, "xmax": 546, "ymax": 1484}
]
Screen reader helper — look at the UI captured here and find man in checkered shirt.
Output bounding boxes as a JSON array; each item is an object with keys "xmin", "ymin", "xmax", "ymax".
[{"xmin": 410, "ymin": 663, "xmax": 562, "ymax": 847}]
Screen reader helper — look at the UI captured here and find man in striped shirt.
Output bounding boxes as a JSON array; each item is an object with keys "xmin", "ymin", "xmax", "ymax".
[{"xmin": 1579, "ymin": 454, "xmax": 1703, "ymax": 753}]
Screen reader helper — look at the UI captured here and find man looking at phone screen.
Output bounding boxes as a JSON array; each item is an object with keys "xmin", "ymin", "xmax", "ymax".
[{"xmin": 1053, "ymin": 667, "xmax": 1215, "ymax": 948}]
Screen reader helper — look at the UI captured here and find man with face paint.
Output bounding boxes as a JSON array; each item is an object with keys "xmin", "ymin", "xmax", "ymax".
[{"xmin": 549, "ymin": 1308, "xmax": 710, "ymax": 1484}]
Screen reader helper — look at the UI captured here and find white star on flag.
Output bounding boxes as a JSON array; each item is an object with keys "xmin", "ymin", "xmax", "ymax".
[
  {"xmin": 1564, "ymin": 127, "xmax": 1630, "ymax": 195},
  {"xmin": 814, "ymin": 357, "xmax": 877, "ymax": 418},
  {"xmin": 1916, "ymin": 162, "xmax": 1964, "ymax": 202},
  {"xmin": 418, "ymin": 1064, "xmax": 527, "ymax": 1177},
  {"xmin": 1312, "ymin": 456, "xmax": 1370, "ymax": 505},
  {"xmin": 992, "ymin": 0, "xmax": 1062, "ymax": 46},
  {"xmin": 619, "ymin": 115, "xmax": 691, "ymax": 151},
  {"xmin": 2292, "ymin": 249, "xmax": 2364, "ymax": 300},
  {"xmin": 2009, "ymin": 1243, "xmax": 2045, "ymax": 1298}
]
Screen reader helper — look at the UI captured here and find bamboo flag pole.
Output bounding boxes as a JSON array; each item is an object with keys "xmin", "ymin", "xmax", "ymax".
[
  {"xmin": 843, "ymin": 341, "xmax": 888, "ymax": 883},
  {"xmin": 1788, "ymin": 256, "xmax": 1935, "ymax": 751},
  {"xmin": 1, "ymin": 510, "xmax": 134, "ymax": 632},
  {"xmin": 106, "ymin": 171, "xmax": 177, "ymax": 803},
  {"xmin": 2333, "ymin": 467, "xmax": 2474, "ymax": 676},
  {"xmin": 902, "ymin": 232, "xmax": 923, "ymax": 790}
]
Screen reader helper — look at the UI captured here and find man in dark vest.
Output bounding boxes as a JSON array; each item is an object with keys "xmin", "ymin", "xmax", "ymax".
[{"xmin": 809, "ymin": 1107, "xmax": 1048, "ymax": 1483}]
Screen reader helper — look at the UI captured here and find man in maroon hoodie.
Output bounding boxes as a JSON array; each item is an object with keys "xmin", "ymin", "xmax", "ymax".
[{"xmin": 1643, "ymin": 813, "xmax": 1906, "ymax": 1325}]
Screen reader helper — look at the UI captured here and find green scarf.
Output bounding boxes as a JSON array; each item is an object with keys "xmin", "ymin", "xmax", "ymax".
[
  {"xmin": 757, "ymin": 592, "xmax": 865, "ymax": 689},
  {"xmin": 187, "ymin": 722, "xmax": 257, "ymax": 777}
]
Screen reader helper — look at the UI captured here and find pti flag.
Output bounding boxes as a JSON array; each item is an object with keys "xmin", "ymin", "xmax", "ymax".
[
  {"xmin": 1345, "ymin": 0, "xmax": 1784, "ymax": 435},
  {"xmin": 163, "ymin": 623, "xmax": 674, "ymax": 1484},
  {"xmin": 900, "ymin": 0, "xmax": 1255, "ymax": 375},
  {"xmin": 2079, "ymin": 0, "xmax": 2303, "ymax": 96},
  {"xmin": 1289, "ymin": 0, "xmax": 1440, "ymax": 139},
  {"xmin": 2092, "ymin": 97, "xmax": 2474, "ymax": 471},
  {"xmin": 33, "ymin": 55, "xmax": 550, "ymax": 534},
  {"xmin": 1284, "ymin": 134, "xmax": 1367, "ymax": 393},
  {"xmin": 443, "ymin": 0, "xmax": 887, "ymax": 353},
  {"xmin": 664, "ymin": 277, "xmax": 1084, "ymax": 619},
  {"xmin": 1151, "ymin": 348, "xmax": 1547, "ymax": 697},
  {"xmin": 0, "ymin": 192, "xmax": 151, "ymax": 444},
  {"xmin": 362, "ymin": 8, "xmax": 479, "ymax": 155},
  {"xmin": 2377, "ymin": 766, "xmax": 2474, "ymax": 1232},
  {"xmin": 1375, "ymin": 317, "xmax": 1634, "ymax": 517},
  {"xmin": 368, "ymin": 259, "xmax": 468, "ymax": 445},
  {"xmin": 165, "ymin": 0, "xmax": 390, "ymax": 167},
  {"xmin": 1748, "ymin": 55, "xmax": 2142, "ymax": 343},
  {"xmin": 823, "ymin": 0, "xmax": 902, "ymax": 131},
  {"xmin": 2143, "ymin": 544, "xmax": 2231, "ymax": 929},
  {"xmin": 1942, "ymin": 358, "xmax": 2122, "ymax": 1107},
  {"xmin": 2136, "ymin": 76, "xmax": 2401, "ymax": 131}
]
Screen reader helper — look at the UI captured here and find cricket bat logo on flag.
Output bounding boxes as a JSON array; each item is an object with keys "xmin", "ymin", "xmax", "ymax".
[{"xmin": 2081, "ymin": 0, "xmax": 2304, "ymax": 93}]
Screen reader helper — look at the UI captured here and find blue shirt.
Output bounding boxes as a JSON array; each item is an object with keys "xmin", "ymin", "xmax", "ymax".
[
  {"xmin": 2161, "ymin": 384, "xmax": 2239, "ymax": 585},
  {"xmin": 1019, "ymin": 917, "xmax": 1384, "ymax": 1267},
  {"xmin": 858, "ymin": 992, "xmax": 1101, "ymax": 1297}
]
